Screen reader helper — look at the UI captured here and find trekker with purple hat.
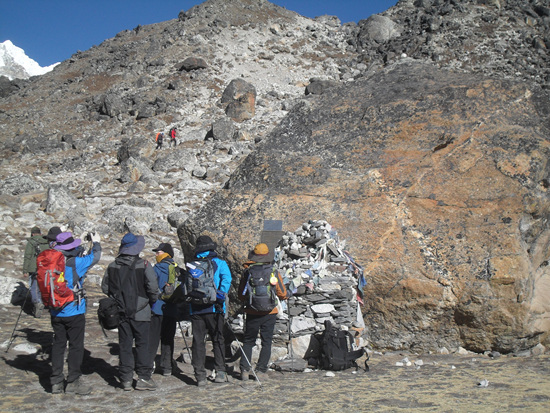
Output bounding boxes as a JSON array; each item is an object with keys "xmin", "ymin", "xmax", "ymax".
[
  {"xmin": 102, "ymin": 233, "xmax": 158, "ymax": 391},
  {"xmin": 49, "ymin": 231, "xmax": 101, "ymax": 395}
]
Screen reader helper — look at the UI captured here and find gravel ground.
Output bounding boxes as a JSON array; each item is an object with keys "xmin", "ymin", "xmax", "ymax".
[{"xmin": 1, "ymin": 286, "xmax": 549, "ymax": 413}]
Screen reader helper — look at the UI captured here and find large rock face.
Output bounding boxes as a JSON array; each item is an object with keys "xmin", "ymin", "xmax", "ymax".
[{"xmin": 180, "ymin": 61, "xmax": 550, "ymax": 353}]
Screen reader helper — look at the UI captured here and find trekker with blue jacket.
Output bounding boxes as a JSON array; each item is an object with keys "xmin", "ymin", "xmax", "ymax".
[
  {"xmin": 50, "ymin": 231, "xmax": 101, "ymax": 395},
  {"xmin": 187, "ymin": 235, "xmax": 232, "ymax": 386},
  {"xmin": 147, "ymin": 242, "xmax": 179, "ymax": 376}
]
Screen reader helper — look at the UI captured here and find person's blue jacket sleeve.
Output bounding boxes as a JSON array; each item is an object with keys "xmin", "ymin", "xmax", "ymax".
[
  {"xmin": 216, "ymin": 258, "xmax": 232, "ymax": 295},
  {"xmin": 75, "ymin": 242, "xmax": 101, "ymax": 280}
]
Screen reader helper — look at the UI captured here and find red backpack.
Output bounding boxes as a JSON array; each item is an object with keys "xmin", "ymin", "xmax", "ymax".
[{"xmin": 36, "ymin": 249, "xmax": 75, "ymax": 310}]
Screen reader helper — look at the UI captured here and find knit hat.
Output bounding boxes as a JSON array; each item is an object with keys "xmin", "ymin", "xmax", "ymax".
[
  {"xmin": 248, "ymin": 243, "xmax": 271, "ymax": 263},
  {"xmin": 30, "ymin": 226, "xmax": 41, "ymax": 235},
  {"xmin": 44, "ymin": 226, "xmax": 62, "ymax": 241},
  {"xmin": 119, "ymin": 233, "xmax": 145, "ymax": 255},
  {"xmin": 194, "ymin": 235, "xmax": 217, "ymax": 254},
  {"xmin": 54, "ymin": 232, "xmax": 82, "ymax": 251},
  {"xmin": 152, "ymin": 242, "xmax": 174, "ymax": 258}
]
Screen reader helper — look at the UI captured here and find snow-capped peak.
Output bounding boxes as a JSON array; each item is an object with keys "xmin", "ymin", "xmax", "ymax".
[{"xmin": 0, "ymin": 40, "xmax": 59, "ymax": 80}]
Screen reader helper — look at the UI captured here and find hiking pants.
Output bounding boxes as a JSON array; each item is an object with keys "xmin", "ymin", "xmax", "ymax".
[
  {"xmin": 29, "ymin": 273, "xmax": 42, "ymax": 304},
  {"xmin": 118, "ymin": 318, "xmax": 151, "ymax": 382},
  {"xmin": 191, "ymin": 313, "xmax": 225, "ymax": 380},
  {"xmin": 147, "ymin": 314, "xmax": 176, "ymax": 375},
  {"xmin": 50, "ymin": 313, "xmax": 85, "ymax": 385},
  {"xmin": 160, "ymin": 315, "xmax": 177, "ymax": 373},
  {"xmin": 147, "ymin": 314, "xmax": 162, "ymax": 375},
  {"xmin": 240, "ymin": 313, "xmax": 277, "ymax": 373}
]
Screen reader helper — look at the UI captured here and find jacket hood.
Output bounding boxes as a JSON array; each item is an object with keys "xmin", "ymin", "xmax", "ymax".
[{"xmin": 115, "ymin": 254, "xmax": 139, "ymax": 266}]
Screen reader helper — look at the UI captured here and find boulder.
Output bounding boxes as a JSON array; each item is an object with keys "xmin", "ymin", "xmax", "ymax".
[
  {"xmin": 119, "ymin": 157, "xmax": 153, "ymax": 183},
  {"xmin": 99, "ymin": 93, "xmax": 127, "ymax": 117},
  {"xmin": 0, "ymin": 174, "xmax": 43, "ymax": 196},
  {"xmin": 305, "ymin": 79, "xmax": 340, "ymax": 96},
  {"xmin": 221, "ymin": 78, "xmax": 256, "ymax": 122},
  {"xmin": 179, "ymin": 57, "xmax": 208, "ymax": 71},
  {"xmin": 179, "ymin": 61, "xmax": 550, "ymax": 353},
  {"xmin": 211, "ymin": 118, "xmax": 236, "ymax": 141},
  {"xmin": 152, "ymin": 149, "xmax": 198, "ymax": 173},
  {"xmin": 102, "ymin": 204, "xmax": 154, "ymax": 234},
  {"xmin": 357, "ymin": 15, "xmax": 401, "ymax": 45}
]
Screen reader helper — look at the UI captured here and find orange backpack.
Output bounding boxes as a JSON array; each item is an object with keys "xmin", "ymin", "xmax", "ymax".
[{"xmin": 36, "ymin": 249, "xmax": 75, "ymax": 310}]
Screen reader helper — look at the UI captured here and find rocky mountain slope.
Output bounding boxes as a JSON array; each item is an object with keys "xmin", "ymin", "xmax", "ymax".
[{"xmin": 1, "ymin": 0, "xmax": 549, "ymax": 353}]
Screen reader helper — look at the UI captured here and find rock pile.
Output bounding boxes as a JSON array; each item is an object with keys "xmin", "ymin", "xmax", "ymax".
[
  {"xmin": 229, "ymin": 220, "xmax": 366, "ymax": 356},
  {"xmin": 276, "ymin": 220, "xmax": 365, "ymax": 337}
]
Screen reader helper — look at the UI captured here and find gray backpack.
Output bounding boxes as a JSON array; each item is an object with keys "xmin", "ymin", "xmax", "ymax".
[{"xmin": 185, "ymin": 258, "xmax": 217, "ymax": 305}]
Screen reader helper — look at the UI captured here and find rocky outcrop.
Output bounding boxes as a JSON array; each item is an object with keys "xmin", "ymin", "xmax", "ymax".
[
  {"xmin": 179, "ymin": 61, "xmax": 550, "ymax": 353},
  {"xmin": 353, "ymin": 0, "xmax": 549, "ymax": 89}
]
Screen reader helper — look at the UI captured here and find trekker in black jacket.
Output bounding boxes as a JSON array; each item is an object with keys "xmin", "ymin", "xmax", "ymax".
[{"xmin": 102, "ymin": 233, "xmax": 158, "ymax": 392}]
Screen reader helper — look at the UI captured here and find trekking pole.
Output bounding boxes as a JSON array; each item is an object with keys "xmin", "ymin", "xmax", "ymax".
[
  {"xmin": 287, "ymin": 299, "xmax": 294, "ymax": 371},
  {"xmin": 5, "ymin": 288, "xmax": 30, "ymax": 353},
  {"xmin": 224, "ymin": 319, "xmax": 262, "ymax": 387},
  {"xmin": 177, "ymin": 322, "xmax": 192, "ymax": 363}
]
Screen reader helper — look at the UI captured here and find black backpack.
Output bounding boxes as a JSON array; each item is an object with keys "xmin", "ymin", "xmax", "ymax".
[
  {"xmin": 97, "ymin": 297, "xmax": 121, "ymax": 330},
  {"xmin": 319, "ymin": 321, "xmax": 367, "ymax": 371},
  {"xmin": 246, "ymin": 263, "xmax": 277, "ymax": 312}
]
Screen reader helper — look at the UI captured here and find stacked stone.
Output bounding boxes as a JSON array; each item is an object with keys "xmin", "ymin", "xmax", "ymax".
[
  {"xmin": 271, "ymin": 220, "xmax": 364, "ymax": 346},
  {"xmin": 226, "ymin": 220, "xmax": 365, "ymax": 359}
]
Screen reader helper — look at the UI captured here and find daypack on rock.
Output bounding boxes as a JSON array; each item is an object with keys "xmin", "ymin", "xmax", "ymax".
[
  {"xmin": 184, "ymin": 258, "xmax": 217, "ymax": 305},
  {"xmin": 36, "ymin": 249, "xmax": 80, "ymax": 310},
  {"xmin": 97, "ymin": 297, "xmax": 121, "ymax": 330},
  {"xmin": 319, "ymin": 321, "xmax": 366, "ymax": 371},
  {"xmin": 161, "ymin": 262, "xmax": 183, "ymax": 302},
  {"xmin": 246, "ymin": 263, "xmax": 277, "ymax": 312}
]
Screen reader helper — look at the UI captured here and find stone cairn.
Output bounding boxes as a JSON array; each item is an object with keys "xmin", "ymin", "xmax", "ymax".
[{"xmin": 229, "ymin": 220, "xmax": 366, "ymax": 357}]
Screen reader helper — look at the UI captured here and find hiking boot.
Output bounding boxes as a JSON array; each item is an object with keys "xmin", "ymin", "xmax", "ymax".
[
  {"xmin": 239, "ymin": 370, "xmax": 251, "ymax": 381},
  {"xmin": 214, "ymin": 371, "xmax": 227, "ymax": 383},
  {"xmin": 121, "ymin": 380, "xmax": 133, "ymax": 391},
  {"xmin": 135, "ymin": 377, "xmax": 157, "ymax": 391},
  {"xmin": 196, "ymin": 378, "xmax": 207, "ymax": 387},
  {"xmin": 51, "ymin": 381, "xmax": 64, "ymax": 394},
  {"xmin": 33, "ymin": 302, "xmax": 44, "ymax": 319},
  {"xmin": 65, "ymin": 377, "xmax": 92, "ymax": 395}
]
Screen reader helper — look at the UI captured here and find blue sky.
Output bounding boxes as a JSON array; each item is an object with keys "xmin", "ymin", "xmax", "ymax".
[{"xmin": 0, "ymin": 0, "xmax": 398, "ymax": 67}]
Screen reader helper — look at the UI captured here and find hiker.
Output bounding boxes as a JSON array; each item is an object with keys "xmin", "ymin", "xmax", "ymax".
[
  {"xmin": 44, "ymin": 226, "xmax": 62, "ymax": 244},
  {"xmin": 185, "ymin": 235, "xmax": 232, "ymax": 386},
  {"xmin": 147, "ymin": 242, "xmax": 179, "ymax": 377},
  {"xmin": 22, "ymin": 226, "xmax": 49, "ymax": 318},
  {"xmin": 238, "ymin": 243, "xmax": 289, "ymax": 380},
  {"xmin": 169, "ymin": 127, "xmax": 177, "ymax": 147},
  {"xmin": 102, "ymin": 233, "xmax": 158, "ymax": 391},
  {"xmin": 48, "ymin": 231, "xmax": 101, "ymax": 395},
  {"xmin": 155, "ymin": 132, "xmax": 164, "ymax": 150}
]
